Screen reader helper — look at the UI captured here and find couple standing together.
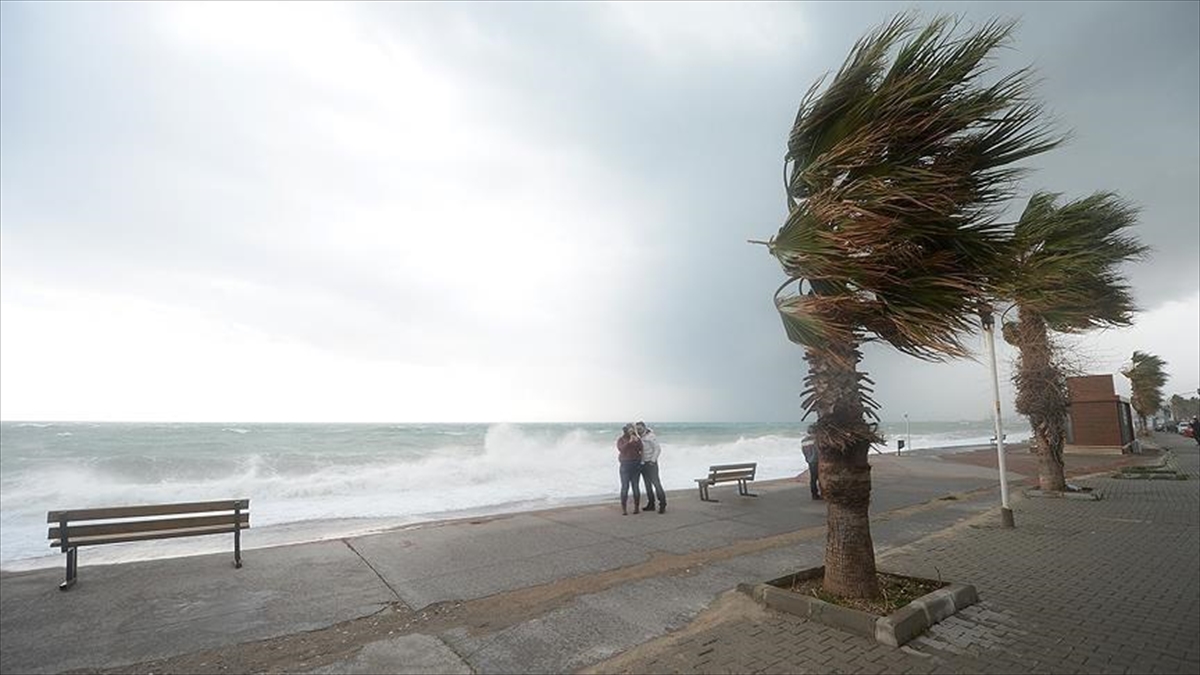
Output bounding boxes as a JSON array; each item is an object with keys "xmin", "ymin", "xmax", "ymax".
[{"xmin": 616, "ymin": 422, "xmax": 667, "ymax": 515}]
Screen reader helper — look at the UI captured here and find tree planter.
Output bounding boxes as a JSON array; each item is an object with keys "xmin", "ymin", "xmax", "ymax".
[
  {"xmin": 743, "ymin": 566, "xmax": 978, "ymax": 647},
  {"xmin": 1024, "ymin": 485, "xmax": 1102, "ymax": 500},
  {"xmin": 1113, "ymin": 470, "xmax": 1188, "ymax": 480}
]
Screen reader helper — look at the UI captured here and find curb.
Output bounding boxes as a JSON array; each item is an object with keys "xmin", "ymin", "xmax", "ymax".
[
  {"xmin": 1023, "ymin": 488, "xmax": 1102, "ymax": 501},
  {"xmin": 748, "ymin": 569, "xmax": 978, "ymax": 648}
]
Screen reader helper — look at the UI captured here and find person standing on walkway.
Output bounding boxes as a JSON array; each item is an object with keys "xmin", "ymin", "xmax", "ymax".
[
  {"xmin": 617, "ymin": 424, "xmax": 644, "ymax": 515},
  {"xmin": 637, "ymin": 421, "xmax": 666, "ymax": 513},
  {"xmin": 1190, "ymin": 416, "xmax": 1200, "ymax": 446},
  {"xmin": 802, "ymin": 431, "xmax": 822, "ymax": 500}
]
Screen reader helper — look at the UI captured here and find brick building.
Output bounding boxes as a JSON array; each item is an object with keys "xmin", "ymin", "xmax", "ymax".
[{"xmin": 1065, "ymin": 374, "xmax": 1136, "ymax": 450}]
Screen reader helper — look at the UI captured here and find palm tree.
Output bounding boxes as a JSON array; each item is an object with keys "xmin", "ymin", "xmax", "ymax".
[
  {"xmin": 1001, "ymin": 193, "xmax": 1147, "ymax": 491},
  {"xmin": 759, "ymin": 14, "xmax": 1059, "ymax": 599},
  {"xmin": 1123, "ymin": 351, "xmax": 1169, "ymax": 434}
]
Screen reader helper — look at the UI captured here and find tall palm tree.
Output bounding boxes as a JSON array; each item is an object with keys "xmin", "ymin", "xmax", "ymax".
[
  {"xmin": 1123, "ymin": 351, "xmax": 1169, "ymax": 434},
  {"xmin": 1001, "ymin": 193, "xmax": 1147, "ymax": 491},
  {"xmin": 760, "ymin": 14, "xmax": 1059, "ymax": 599}
]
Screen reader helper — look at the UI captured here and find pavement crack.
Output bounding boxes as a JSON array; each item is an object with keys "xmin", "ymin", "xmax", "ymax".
[{"xmin": 342, "ymin": 538, "xmax": 404, "ymax": 604}]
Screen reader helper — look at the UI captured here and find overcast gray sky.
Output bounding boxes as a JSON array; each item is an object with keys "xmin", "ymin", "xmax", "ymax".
[{"xmin": 2, "ymin": 1, "xmax": 1197, "ymax": 423}]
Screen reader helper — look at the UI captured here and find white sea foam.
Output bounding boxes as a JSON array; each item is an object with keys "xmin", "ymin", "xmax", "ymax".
[{"xmin": 0, "ymin": 421, "xmax": 1030, "ymax": 570}]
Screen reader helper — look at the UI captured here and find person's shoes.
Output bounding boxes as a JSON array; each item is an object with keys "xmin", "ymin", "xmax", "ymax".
[
  {"xmin": 643, "ymin": 503, "xmax": 655, "ymax": 512},
  {"xmin": 622, "ymin": 506, "xmax": 628, "ymax": 515},
  {"xmin": 812, "ymin": 494, "xmax": 823, "ymax": 501},
  {"xmin": 658, "ymin": 503, "xmax": 666, "ymax": 514},
  {"xmin": 633, "ymin": 506, "xmax": 641, "ymax": 514}
]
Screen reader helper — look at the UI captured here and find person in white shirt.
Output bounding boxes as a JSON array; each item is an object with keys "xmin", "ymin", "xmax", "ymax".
[
  {"xmin": 636, "ymin": 421, "xmax": 666, "ymax": 513},
  {"xmin": 801, "ymin": 430, "xmax": 822, "ymax": 501}
]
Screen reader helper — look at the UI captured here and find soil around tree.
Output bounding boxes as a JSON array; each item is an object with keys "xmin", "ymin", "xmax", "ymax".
[{"xmin": 785, "ymin": 571, "xmax": 946, "ymax": 616}]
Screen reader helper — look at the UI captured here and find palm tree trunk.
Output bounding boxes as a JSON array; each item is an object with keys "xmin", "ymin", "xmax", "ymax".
[
  {"xmin": 1031, "ymin": 419, "xmax": 1067, "ymax": 492},
  {"xmin": 806, "ymin": 342, "xmax": 880, "ymax": 599},
  {"xmin": 1013, "ymin": 313, "xmax": 1068, "ymax": 492}
]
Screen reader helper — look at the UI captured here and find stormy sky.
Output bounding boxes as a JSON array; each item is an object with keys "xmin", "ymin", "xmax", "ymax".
[{"xmin": 2, "ymin": 1, "xmax": 1197, "ymax": 424}]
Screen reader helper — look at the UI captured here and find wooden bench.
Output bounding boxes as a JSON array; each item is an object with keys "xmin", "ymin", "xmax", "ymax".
[
  {"xmin": 695, "ymin": 463, "xmax": 758, "ymax": 502},
  {"xmin": 48, "ymin": 499, "xmax": 250, "ymax": 590}
]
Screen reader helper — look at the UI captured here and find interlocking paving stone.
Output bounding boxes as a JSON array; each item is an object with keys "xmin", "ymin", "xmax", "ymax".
[{"xmin": 605, "ymin": 435, "xmax": 1199, "ymax": 674}]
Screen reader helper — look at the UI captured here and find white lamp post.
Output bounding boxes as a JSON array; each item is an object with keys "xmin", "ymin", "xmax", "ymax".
[
  {"xmin": 982, "ymin": 310, "xmax": 1014, "ymax": 528},
  {"xmin": 904, "ymin": 413, "xmax": 910, "ymax": 457}
]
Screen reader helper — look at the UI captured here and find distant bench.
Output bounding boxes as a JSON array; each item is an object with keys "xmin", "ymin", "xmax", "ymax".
[
  {"xmin": 695, "ymin": 463, "xmax": 758, "ymax": 502},
  {"xmin": 48, "ymin": 499, "xmax": 250, "ymax": 590}
]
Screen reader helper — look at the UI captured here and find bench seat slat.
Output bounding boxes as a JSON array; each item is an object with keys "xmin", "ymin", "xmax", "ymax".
[
  {"xmin": 48, "ymin": 499, "xmax": 249, "ymax": 523},
  {"xmin": 50, "ymin": 522, "xmax": 250, "ymax": 549},
  {"xmin": 49, "ymin": 513, "xmax": 250, "ymax": 540}
]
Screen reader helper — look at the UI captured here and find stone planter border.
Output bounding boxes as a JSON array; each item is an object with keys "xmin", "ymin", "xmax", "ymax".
[
  {"xmin": 1023, "ymin": 488, "xmax": 1103, "ymax": 500},
  {"xmin": 742, "ymin": 566, "xmax": 978, "ymax": 647}
]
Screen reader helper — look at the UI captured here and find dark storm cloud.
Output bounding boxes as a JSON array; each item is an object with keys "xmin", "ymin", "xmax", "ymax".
[{"xmin": 2, "ymin": 1, "xmax": 1196, "ymax": 422}]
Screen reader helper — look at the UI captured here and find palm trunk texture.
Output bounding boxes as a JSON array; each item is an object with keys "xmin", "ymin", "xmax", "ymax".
[
  {"xmin": 1013, "ymin": 314, "xmax": 1068, "ymax": 492},
  {"xmin": 806, "ymin": 342, "xmax": 880, "ymax": 599}
]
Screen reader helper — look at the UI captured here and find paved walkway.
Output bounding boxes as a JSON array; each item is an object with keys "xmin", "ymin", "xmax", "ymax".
[
  {"xmin": 1, "ymin": 437, "xmax": 1189, "ymax": 675},
  {"xmin": 595, "ymin": 433, "xmax": 1200, "ymax": 675}
]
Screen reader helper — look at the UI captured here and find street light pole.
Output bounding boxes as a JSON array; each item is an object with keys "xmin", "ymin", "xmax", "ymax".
[
  {"xmin": 981, "ymin": 310, "xmax": 1015, "ymax": 528},
  {"xmin": 904, "ymin": 413, "xmax": 910, "ymax": 457}
]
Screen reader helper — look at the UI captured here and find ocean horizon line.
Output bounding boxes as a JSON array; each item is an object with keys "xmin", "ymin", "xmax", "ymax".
[{"xmin": 1, "ymin": 418, "xmax": 1005, "ymax": 426}]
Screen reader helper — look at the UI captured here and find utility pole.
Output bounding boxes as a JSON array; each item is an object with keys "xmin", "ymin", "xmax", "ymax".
[{"xmin": 981, "ymin": 310, "xmax": 1015, "ymax": 528}]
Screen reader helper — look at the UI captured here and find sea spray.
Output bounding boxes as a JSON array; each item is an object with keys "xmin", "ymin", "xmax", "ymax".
[{"xmin": 0, "ymin": 420, "xmax": 1027, "ymax": 569}]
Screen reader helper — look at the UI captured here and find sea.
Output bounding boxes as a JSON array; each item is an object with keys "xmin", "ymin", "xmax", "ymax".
[{"xmin": 0, "ymin": 420, "xmax": 1030, "ymax": 571}]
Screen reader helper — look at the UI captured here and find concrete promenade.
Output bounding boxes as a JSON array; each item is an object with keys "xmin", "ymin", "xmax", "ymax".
[
  {"xmin": 597, "ymin": 432, "xmax": 1200, "ymax": 675},
  {"xmin": 0, "ymin": 436, "xmax": 1189, "ymax": 674}
]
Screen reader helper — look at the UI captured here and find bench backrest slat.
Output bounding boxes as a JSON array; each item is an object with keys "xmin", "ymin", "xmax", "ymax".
[
  {"xmin": 51, "ymin": 523, "xmax": 248, "ymax": 549},
  {"xmin": 49, "ymin": 513, "xmax": 249, "ymax": 541},
  {"xmin": 708, "ymin": 463, "xmax": 757, "ymax": 472},
  {"xmin": 47, "ymin": 499, "xmax": 249, "ymax": 523},
  {"xmin": 710, "ymin": 471, "xmax": 754, "ymax": 481},
  {"xmin": 707, "ymin": 463, "xmax": 757, "ymax": 482}
]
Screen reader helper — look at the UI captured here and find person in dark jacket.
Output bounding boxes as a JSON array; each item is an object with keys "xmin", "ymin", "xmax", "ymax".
[
  {"xmin": 1190, "ymin": 416, "xmax": 1200, "ymax": 446},
  {"xmin": 617, "ymin": 424, "xmax": 644, "ymax": 515}
]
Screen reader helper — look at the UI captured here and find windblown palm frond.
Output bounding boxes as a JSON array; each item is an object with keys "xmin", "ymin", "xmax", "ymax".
[
  {"xmin": 1006, "ymin": 191, "xmax": 1149, "ymax": 332},
  {"xmin": 1122, "ymin": 351, "xmax": 1169, "ymax": 424},
  {"xmin": 767, "ymin": 13, "xmax": 1061, "ymax": 368}
]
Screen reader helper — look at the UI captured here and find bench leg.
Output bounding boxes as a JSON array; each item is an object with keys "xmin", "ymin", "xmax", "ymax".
[
  {"xmin": 739, "ymin": 480, "xmax": 758, "ymax": 497},
  {"xmin": 59, "ymin": 548, "xmax": 77, "ymax": 591},
  {"xmin": 703, "ymin": 483, "xmax": 718, "ymax": 502},
  {"xmin": 234, "ymin": 528, "xmax": 243, "ymax": 569}
]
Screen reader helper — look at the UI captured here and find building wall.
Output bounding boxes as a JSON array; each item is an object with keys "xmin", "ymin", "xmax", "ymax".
[
  {"xmin": 1067, "ymin": 375, "xmax": 1117, "ymax": 401},
  {"xmin": 1066, "ymin": 375, "xmax": 1127, "ymax": 447},
  {"xmin": 1071, "ymin": 400, "xmax": 1125, "ymax": 446}
]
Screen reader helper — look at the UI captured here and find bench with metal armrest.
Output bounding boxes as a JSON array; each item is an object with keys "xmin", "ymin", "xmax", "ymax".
[
  {"xmin": 694, "ymin": 463, "xmax": 758, "ymax": 502},
  {"xmin": 48, "ymin": 498, "xmax": 250, "ymax": 590}
]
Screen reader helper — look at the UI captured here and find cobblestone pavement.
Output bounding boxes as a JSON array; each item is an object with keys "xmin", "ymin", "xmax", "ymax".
[{"xmin": 599, "ymin": 434, "xmax": 1200, "ymax": 674}]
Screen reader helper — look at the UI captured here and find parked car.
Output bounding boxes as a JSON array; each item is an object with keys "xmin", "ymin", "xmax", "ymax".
[{"xmin": 1179, "ymin": 422, "xmax": 1191, "ymax": 435}]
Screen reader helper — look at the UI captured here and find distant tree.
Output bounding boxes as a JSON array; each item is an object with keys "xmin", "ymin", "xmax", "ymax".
[
  {"xmin": 1169, "ymin": 394, "xmax": 1200, "ymax": 420},
  {"xmin": 759, "ymin": 14, "xmax": 1059, "ymax": 599},
  {"xmin": 999, "ymin": 192, "xmax": 1147, "ymax": 491},
  {"xmin": 1123, "ymin": 351, "xmax": 1169, "ymax": 433}
]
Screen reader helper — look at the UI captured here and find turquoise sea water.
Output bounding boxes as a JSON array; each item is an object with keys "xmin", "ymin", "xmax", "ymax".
[{"xmin": 0, "ymin": 420, "xmax": 1027, "ymax": 569}]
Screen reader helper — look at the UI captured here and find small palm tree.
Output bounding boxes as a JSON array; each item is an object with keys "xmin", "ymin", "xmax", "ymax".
[
  {"xmin": 759, "ymin": 14, "xmax": 1059, "ymax": 599},
  {"xmin": 1001, "ymin": 192, "xmax": 1147, "ymax": 491},
  {"xmin": 1123, "ymin": 351, "xmax": 1169, "ymax": 434}
]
